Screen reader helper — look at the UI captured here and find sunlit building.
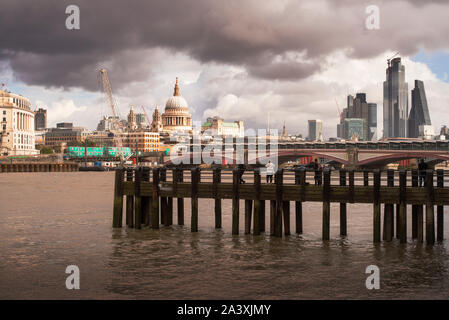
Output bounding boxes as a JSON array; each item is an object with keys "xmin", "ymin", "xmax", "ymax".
[{"xmin": 0, "ymin": 89, "xmax": 38, "ymax": 155}]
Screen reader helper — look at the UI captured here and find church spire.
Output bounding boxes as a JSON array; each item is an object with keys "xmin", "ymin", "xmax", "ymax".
[{"xmin": 173, "ymin": 77, "xmax": 181, "ymax": 96}]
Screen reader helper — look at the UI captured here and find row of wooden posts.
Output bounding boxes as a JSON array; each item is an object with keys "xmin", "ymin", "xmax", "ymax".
[
  {"xmin": 0, "ymin": 162, "xmax": 79, "ymax": 173},
  {"xmin": 112, "ymin": 167, "xmax": 446, "ymax": 245}
]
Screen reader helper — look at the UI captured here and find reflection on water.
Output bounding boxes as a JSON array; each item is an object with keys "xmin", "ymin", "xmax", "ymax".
[{"xmin": 1, "ymin": 172, "xmax": 449, "ymax": 299}]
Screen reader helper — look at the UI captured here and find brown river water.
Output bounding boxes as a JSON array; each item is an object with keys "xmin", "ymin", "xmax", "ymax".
[{"xmin": 1, "ymin": 172, "xmax": 449, "ymax": 299}]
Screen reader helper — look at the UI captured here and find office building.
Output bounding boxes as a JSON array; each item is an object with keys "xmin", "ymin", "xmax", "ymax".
[
  {"xmin": 344, "ymin": 118, "xmax": 366, "ymax": 141},
  {"xmin": 44, "ymin": 122, "xmax": 89, "ymax": 147},
  {"xmin": 0, "ymin": 88, "xmax": 38, "ymax": 155},
  {"xmin": 201, "ymin": 116, "xmax": 245, "ymax": 137},
  {"xmin": 34, "ymin": 108, "xmax": 47, "ymax": 130},
  {"xmin": 383, "ymin": 57, "xmax": 409, "ymax": 138},
  {"xmin": 121, "ymin": 131, "xmax": 160, "ymax": 153},
  {"xmin": 308, "ymin": 119, "xmax": 323, "ymax": 142},
  {"xmin": 408, "ymin": 80, "xmax": 432, "ymax": 138},
  {"xmin": 337, "ymin": 93, "xmax": 377, "ymax": 141}
]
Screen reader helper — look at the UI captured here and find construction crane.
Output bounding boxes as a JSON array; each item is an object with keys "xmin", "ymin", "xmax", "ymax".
[
  {"xmin": 141, "ymin": 105, "xmax": 151, "ymax": 127},
  {"xmin": 387, "ymin": 51, "xmax": 400, "ymax": 68},
  {"xmin": 99, "ymin": 68, "xmax": 125, "ymax": 166},
  {"xmin": 335, "ymin": 98, "xmax": 342, "ymax": 122}
]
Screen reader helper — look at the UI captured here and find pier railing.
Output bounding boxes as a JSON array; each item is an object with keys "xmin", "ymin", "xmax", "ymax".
[{"xmin": 112, "ymin": 167, "xmax": 448, "ymax": 245}]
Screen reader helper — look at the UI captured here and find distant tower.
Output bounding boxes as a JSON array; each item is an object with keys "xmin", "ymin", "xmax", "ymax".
[
  {"xmin": 383, "ymin": 57, "xmax": 409, "ymax": 138},
  {"xmin": 127, "ymin": 105, "xmax": 137, "ymax": 130},
  {"xmin": 308, "ymin": 119, "xmax": 323, "ymax": 142},
  {"xmin": 34, "ymin": 108, "xmax": 47, "ymax": 130},
  {"xmin": 408, "ymin": 80, "xmax": 431, "ymax": 138},
  {"xmin": 151, "ymin": 106, "xmax": 163, "ymax": 132},
  {"xmin": 282, "ymin": 121, "xmax": 287, "ymax": 137}
]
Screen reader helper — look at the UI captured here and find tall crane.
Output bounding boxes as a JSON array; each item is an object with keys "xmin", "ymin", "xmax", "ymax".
[
  {"xmin": 335, "ymin": 98, "xmax": 342, "ymax": 122},
  {"xmin": 141, "ymin": 105, "xmax": 151, "ymax": 127},
  {"xmin": 99, "ymin": 68, "xmax": 125, "ymax": 165},
  {"xmin": 387, "ymin": 51, "xmax": 400, "ymax": 68}
]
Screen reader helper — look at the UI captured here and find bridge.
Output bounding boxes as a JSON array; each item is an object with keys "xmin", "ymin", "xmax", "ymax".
[{"xmin": 162, "ymin": 140, "xmax": 449, "ymax": 169}]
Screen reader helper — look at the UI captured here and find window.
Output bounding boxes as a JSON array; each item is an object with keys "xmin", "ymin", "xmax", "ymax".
[{"xmin": 2, "ymin": 111, "xmax": 5, "ymax": 115}]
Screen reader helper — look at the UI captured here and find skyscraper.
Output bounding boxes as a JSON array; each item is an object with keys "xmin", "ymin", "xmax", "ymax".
[
  {"xmin": 408, "ymin": 80, "xmax": 431, "ymax": 138},
  {"xmin": 383, "ymin": 57, "xmax": 409, "ymax": 138},
  {"xmin": 34, "ymin": 108, "xmax": 47, "ymax": 130},
  {"xmin": 337, "ymin": 93, "xmax": 377, "ymax": 141},
  {"xmin": 308, "ymin": 119, "xmax": 323, "ymax": 141}
]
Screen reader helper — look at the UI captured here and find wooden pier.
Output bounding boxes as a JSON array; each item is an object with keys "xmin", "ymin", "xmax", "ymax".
[
  {"xmin": 0, "ymin": 162, "xmax": 79, "ymax": 173},
  {"xmin": 112, "ymin": 167, "xmax": 448, "ymax": 245}
]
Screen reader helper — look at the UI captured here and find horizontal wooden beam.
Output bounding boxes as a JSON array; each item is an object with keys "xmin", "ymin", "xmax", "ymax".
[{"xmin": 122, "ymin": 181, "xmax": 449, "ymax": 205}]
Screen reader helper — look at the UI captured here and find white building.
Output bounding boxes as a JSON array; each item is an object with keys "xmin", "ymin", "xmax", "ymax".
[
  {"xmin": 201, "ymin": 116, "xmax": 244, "ymax": 137},
  {"xmin": 0, "ymin": 89, "xmax": 38, "ymax": 156}
]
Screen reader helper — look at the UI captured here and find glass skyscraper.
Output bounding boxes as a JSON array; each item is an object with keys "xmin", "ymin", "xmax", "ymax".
[
  {"xmin": 408, "ymin": 80, "xmax": 431, "ymax": 138},
  {"xmin": 383, "ymin": 57, "xmax": 409, "ymax": 138}
]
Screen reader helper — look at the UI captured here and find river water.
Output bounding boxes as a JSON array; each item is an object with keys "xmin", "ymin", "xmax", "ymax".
[{"xmin": 1, "ymin": 172, "xmax": 449, "ymax": 299}]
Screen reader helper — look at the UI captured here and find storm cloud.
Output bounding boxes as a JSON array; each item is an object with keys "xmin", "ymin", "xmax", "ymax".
[{"xmin": 1, "ymin": 0, "xmax": 449, "ymax": 91}]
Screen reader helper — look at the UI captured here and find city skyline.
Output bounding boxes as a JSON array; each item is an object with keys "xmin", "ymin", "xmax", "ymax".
[{"xmin": 1, "ymin": 1, "xmax": 449, "ymax": 137}]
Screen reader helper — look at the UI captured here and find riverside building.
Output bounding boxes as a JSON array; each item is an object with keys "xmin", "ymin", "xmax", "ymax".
[{"xmin": 0, "ymin": 89, "xmax": 38, "ymax": 156}]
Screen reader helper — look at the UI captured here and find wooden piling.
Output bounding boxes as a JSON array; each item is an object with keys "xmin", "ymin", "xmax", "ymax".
[
  {"xmin": 437, "ymin": 169, "xmax": 444, "ymax": 242},
  {"xmin": 253, "ymin": 169, "xmax": 261, "ymax": 235},
  {"xmin": 151, "ymin": 168, "xmax": 160, "ymax": 229},
  {"xmin": 373, "ymin": 170, "xmax": 381, "ymax": 243},
  {"xmin": 426, "ymin": 170, "xmax": 435, "ymax": 245},
  {"xmin": 339, "ymin": 170, "xmax": 347, "ymax": 237},
  {"xmin": 411, "ymin": 170, "xmax": 419, "ymax": 239},
  {"xmin": 232, "ymin": 168, "xmax": 240, "ymax": 235},
  {"xmin": 134, "ymin": 167, "xmax": 142, "ymax": 229},
  {"xmin": 384, "ymin": 170, "xmax": 394, "ymax": 241},
  {"xmin": 191, "ymin": 168, "xmax": 200, "ymax": 232},
  {"xmin": 112, "ymin": 168, "xmax": 124, "ymax": 228},
  {"xmin": 322, "ymin": 169, "xmax": 331, "ymax": 241},
  {"xmin": 126, "ymin": 168, "xmax": 134, "ymax": 227},
  {"xmin": 213, "ymin": 167, "xmax": 222, "ymax": 229},
  {"xmin": 274, "ymin": 169, "xmax": 283, "ymax": 237},
  {"xmin": 245, "ymin": 200, "xmax": 253, "ymax": 234},
  {"xmin": 283, "ymin": 200, "xmax": 290, "ymax": 236},
  {"xmin": 160, "ymin": 168, "xmax": 167, "ymax": 225},
  {"xmin": 398, "ymin": 170, "xmax": 407, "ymax": 243},
  {"xmin": 363, "ymin": 171, "xmax": 369, "ymax": 186},
  {"xmin": 270, "ymin": 200, "xmax": 276, "ymax": 235},
  {"xmin": 167, "ymin": 169, "xmax": 174, "ymax": 226},
  {"xmin": 177, "ymin": 169, "xmax": 184, "ymax": 225},
  {"xmin": 142, "ymin": 167, "xmax": 151, "ymax": 226},
  {"xmin": 260, "ymin": 200, "xmax": 266, "ymax": 233},
  {"xmin": 348, "ymin": 170, "xmax": 355, "ymax": 204},
  {"xmin": 295, "ymin": 168, "xmax": 304, "ymax": 234}
]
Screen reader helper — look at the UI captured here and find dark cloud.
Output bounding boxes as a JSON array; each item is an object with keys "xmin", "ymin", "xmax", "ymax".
[{"xmin": 0, "ymin": 0, "xmax": 448, "ymax": 91}]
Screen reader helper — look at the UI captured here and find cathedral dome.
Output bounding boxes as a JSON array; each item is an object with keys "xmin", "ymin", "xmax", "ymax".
[
  {"xmin": 161, "ymin": 77, "xmax": 192, "ymax": 132},
  {"xmin": 165, "ymin": 77, "xmax": 188, "ymax": 111},
  {"xmin": 165, "ymin": 95, "xmax": 188, "ymax": 110}
]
